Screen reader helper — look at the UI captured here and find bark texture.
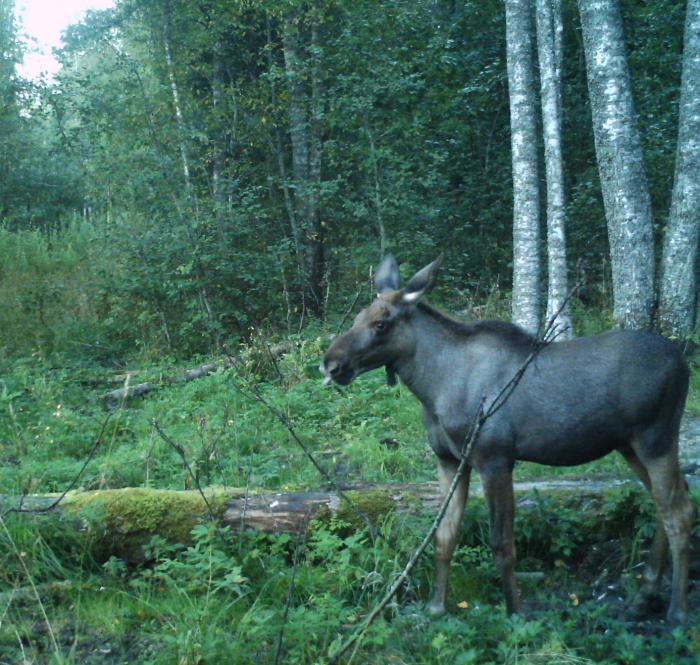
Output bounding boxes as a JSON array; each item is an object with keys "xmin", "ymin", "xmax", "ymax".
[
  {"xmin": 506, "ymin": 0, "xmax": 541, "ymax": 335},
  {"xmin": 2, "ymin": 479, "xmax": 666, "ymax": 562},
  {"xmin": 282, "ymin": 13, "xmax": 326, "ymax": 316},
  {"xmin": 211, "ymin": 37, "xmax": 229, "ymax": 214},
  {"xmin": 659, "ymin": 0, "xmax": 700, "ymax": 340},
  {"xmin": 578, "ymin": 0, "xmax": 655, "ymax": 330},
  {"xmin": 163, "ymin": 0, "xmax": 191, "ymax": 189},
  {"xmin": 536, "ymin": 0, "xmax": 573, "ymax": 339}
]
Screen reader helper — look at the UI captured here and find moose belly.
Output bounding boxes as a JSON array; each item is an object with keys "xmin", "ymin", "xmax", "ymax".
[{"xmin": 512, "ymin": 408, "xmax": 630, "ymax": 467}]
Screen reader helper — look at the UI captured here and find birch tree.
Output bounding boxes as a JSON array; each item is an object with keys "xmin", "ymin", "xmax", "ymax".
[
  {"xmin": 163, "ymin": 0, "xmax": 191, "ymax": 192},
  {"xmin": 578, "ymin": 0, "xmax": 655, "ymax": 330},
  {"xmin": 536, "ymin": 0, "xmax": 573, "ymax": 339},
  {"xmin": 659, "ymin": 0, "xmax": 700, "ymax": 340},
  {"xmin": 505, "ymin": 0, "xmax": 541, "ymax": 335}
]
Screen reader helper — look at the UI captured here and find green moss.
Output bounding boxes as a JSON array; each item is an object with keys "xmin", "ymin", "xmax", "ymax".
[
  {"xmin": 336, "ymin": 489, "xmax": 397, "ymax": 528},
  {"xmin": 63, "ymin": 487, "xmax": 231, "ymax": 562}
]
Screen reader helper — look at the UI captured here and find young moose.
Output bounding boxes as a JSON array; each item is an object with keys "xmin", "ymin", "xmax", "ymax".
[{"xmin": 322, "ymin": 256, "xmax": 696, "ymax": 624}]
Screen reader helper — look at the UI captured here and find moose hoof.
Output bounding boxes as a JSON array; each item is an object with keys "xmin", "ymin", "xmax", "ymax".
[
  {"xmin": 666, "ymin": 606, "xmax": 687, "ymax": 627},
  {"xmin": 630, "ymin": 591, "xmax": 664, "ymax": 619},
  {"xmin": 427, "ymin": 600, "xmax": 447, "ymax": 617}
]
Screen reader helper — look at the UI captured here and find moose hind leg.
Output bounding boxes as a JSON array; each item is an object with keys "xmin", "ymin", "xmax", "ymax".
[
  {"xmin": 619, "ymin": 446, "xmax": 669, "ymax": 612},
  {"xmin": 481, "ymin": 464, "xmax": 520, "ymax": 615},
  {"xmin": 429, "ymin": 457, "xmax": 470, "ymax": 616},
  {"xmin": 633, "ymin": 443, "xmax": 696, "ymax": 625}
]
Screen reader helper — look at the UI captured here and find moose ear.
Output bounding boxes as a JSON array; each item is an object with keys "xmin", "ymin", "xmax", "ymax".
[
  {"xmin": 402, "ymin": 254, "xmax": 443, "ymax": 304},
  {"xmin": 375, "ymin": 255, "xmax": 401, "ymax": 293}
]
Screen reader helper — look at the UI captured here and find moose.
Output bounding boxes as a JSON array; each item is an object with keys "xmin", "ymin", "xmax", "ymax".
[{"xmin": 322, "ymin": 256, "xmax": 696, "ymax": 624}]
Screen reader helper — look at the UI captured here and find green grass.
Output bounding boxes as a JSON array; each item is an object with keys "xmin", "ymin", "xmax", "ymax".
[
  {"xmin": 1, "ymin": 323, "xmax": 699, "ymax": 664},
  {"xmin": 1, "ymin": 496, "xmax": 699, "ymax": 664}
]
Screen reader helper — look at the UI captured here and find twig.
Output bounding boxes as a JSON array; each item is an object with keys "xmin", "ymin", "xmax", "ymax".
[
  {"xmin": 0, "ymin": 515, "xmax": 60, "ymax": 657},
  {"xmin": 239, "ymin": 466, "xmax": 252, "ymax": 550},
  {"xmin": 222, "ymin": 347, "xmax": 390, "ymax": 543},
  {"xmin": 152, "ymin": 420, "xmax": 217, "ymax": 521},
  {"xmin": 2, "ymin": 414, "xmax": 112, "ymax": 518},
  {"xmin": 335, "ymin": 285, "xmax": 365, "ymax": 337},
  {"xmin": 332, "ymin": 401, "xmax": 485, "ymax": 664}
]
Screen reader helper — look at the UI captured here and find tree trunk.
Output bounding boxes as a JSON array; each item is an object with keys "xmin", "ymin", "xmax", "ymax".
[
  {"xmin": 163, "ymin": 0, "xmax": 191, "ymax": 191},
  {"xmin": 578, "ymin": 0, "xmax": 655, "ymax": 330},
  {"xmin": 536, "ymin": 0, "xmax": 573, "ymax": 340},
  {"xmin": 506, "ymin": 0, "xmax": 541, "ymax": 335},
  {"xmin": 365, "ymin": 122, "xmax": 387, "ymax": 258},
  {"xmin": 265, "ymin": 18, "xmax": 301, "ymax": 258},
  {"xmin": 211, "ymin": 37, "xmax": 228, "ymax": 216},
  {"xmin": 3, "ymin": 478, "xmax": 668, "ymax": 562},
  {"xmin": 308, "ymin": 15, "xmax": 326, "ymax": 314},
  {"xmin": 659, "ymin": 0, "xmax": 700, "ymax": 340},
  {"xmin": 282, "ymin": 12, "xmax": 326, "ymax": 317}
]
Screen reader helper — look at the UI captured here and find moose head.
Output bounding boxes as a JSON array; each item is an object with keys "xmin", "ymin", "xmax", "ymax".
[{"xmin": 321, "ymin": 255, "xmax": 442, "ymax": 387}]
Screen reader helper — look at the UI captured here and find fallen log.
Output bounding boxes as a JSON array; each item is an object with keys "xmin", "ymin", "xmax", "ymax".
[
  {"xmin": 98, "ymin": 341, "xmax": 296, "ymax": 407},
  {"xmin": 100, "ymin": 361, "xmax": 226, "ymax": 407},
  {"xmin": 7, "ymin": 477, "xmax": 693, "ymax": 564}
]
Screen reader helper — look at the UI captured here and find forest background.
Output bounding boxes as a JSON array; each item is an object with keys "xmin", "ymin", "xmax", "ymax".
[
  {"xmin": 2, "ymin": 0, "xmax": 700, "ymax": 663},
  {"xmin": 1, "ymin": 0, "xmax": 694, "ymax": 359}
]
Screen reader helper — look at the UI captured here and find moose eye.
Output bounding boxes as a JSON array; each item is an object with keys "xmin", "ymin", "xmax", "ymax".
[{"xmin": 374, "ymin": 320, "xmax": 389, "ymax": 333}]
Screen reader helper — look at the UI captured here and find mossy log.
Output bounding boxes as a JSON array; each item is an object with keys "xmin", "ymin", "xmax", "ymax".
[{"xmin": 8, "ymin": 477, "xmax": 692, "ymax": 564}]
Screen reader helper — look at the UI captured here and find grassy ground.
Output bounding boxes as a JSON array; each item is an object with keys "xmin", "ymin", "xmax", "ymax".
[{"xmin": 1, "ymin": 325, "xmax": 700, "ymax": 664}]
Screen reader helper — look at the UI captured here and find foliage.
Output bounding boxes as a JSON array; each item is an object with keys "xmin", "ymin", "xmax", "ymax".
[
  {"xmin": 1, "ymin": 340, "xmax": 699, "ymax": 662},
  {"xmin": 1, "ymin": 0, "xmax": 699, "ymax": 662},
  {"xmin": 0, "ymin": 0, "xmax": 689, "ymax": 356}
]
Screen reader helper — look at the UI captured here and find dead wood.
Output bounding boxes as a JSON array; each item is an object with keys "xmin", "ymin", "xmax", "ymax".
[
  {"xmin": 4, "ymin": 477, "xmax": 691, "ymax": 564},
  {"xmin": 100, "ymin": 361, "xmax": 226, "ymax": 406}
]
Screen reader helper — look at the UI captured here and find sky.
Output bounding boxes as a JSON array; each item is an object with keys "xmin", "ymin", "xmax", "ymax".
[{"xmin": 15, "ymin": 0, "xmax": 115, "ymax": 81}]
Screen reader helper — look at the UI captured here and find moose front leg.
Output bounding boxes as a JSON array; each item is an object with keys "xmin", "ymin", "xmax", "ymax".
[
  {"xmin": 481, "ymin": 464, "xmax": 520, "ymax": 615},
  {"xmin": 429, "ymin": 457, "xmax": 471, "ymax": 616}
]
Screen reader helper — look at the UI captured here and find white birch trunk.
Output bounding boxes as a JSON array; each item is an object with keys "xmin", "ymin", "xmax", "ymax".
[
  {"xmin": 282, "ymin": 16, "xmax": 311, "ymax": 229},
  {"xmin": 659, "ymin": 0, "xmax": 700, "ymax": 340},
  {"xmin": 578, "ymin": 0, "xmax": 655, "ymax": 330},
  {"xmin": 506, "ymin": 0, "xmax": 541, "ymax": 335},
  {"xmin": 163, "ymin": 0, "xmax": 191, "ymax": 190},
  {"xmin": 536, "ymin": 0, "xmax": 573, "ymax": 340},
  {"xmin": 211, "ymin": 38, "xmax": 227, "ymax": 212}
]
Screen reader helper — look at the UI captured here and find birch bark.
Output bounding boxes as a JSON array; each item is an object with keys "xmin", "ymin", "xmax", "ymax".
[
  {"xmin": 211, "ymin": 37, "xmax": 228, "ymax": 214},
  {"xmin": 578, "ymin": 0, "xmax": 655, "ymax": 330},
  {"xmin": 536, "ymin": 0, "xmax": 573, "ymax": 339},
  {"xmin": 506, "ymin": 0, "xmax": 541, "ymax": 335},
  {"xmin": 659, "ymin": 0, "xmax": 700, "ymax": 339},
  {"xmin": 163, "ymin": 0, "xmax": 191, "ymax": 191}
]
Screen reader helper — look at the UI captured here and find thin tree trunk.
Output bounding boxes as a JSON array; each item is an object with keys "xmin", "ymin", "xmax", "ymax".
[
  {"xmin": 211, "ymin": 37, "xmax": 228, "ymax": 215},
  {"xmin": 308, "ymin": 15, "xmax": 326, "ymax": 315},
  {"xmin": 163, "ymin": 0, "xmax": 191, "ymax": 191},
  {"xmin": 282, "ymin": 12, "xmax": 325, "ymax": 316},
  {"xmin": 659, "ymin": 0, "xmax": 700, "ymax": 340},
  {"xmin": 578, "ymin": 0, "xmax": 655, "ymax": 330},
  {"xmin": 282, "ymin": 15, "xmax": 311, "ymax": 229},
  {"xmin": 536, "ymin": 0, "xmax": 573, "ymax": 339},
  {"xmin": 265, "ymin": 19, "xmax": 301, "ymax": 257},
  {"xmin": 506, "ymin": 0, "xmax": 541, "ymax": 335},
  {"xmin": 282, "ymin": 13, "xmax": 312, "ymax": 315},
  {"xmin": 365, "ymin": 122, "xmax": 387, "ymax": 258}
]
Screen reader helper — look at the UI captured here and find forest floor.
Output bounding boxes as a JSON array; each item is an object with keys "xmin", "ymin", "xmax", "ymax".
[{"xmin": 1, "ymin": 341, "xmax": 700, "ymax": 664}]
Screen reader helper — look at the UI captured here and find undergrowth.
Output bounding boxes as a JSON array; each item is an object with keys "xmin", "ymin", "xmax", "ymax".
[{"xmin": 1, "ymin": 326, "xmax": 699, "ymax": 663}]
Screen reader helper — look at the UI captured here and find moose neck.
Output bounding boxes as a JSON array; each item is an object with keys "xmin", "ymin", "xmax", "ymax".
[{"xmin": 392, "ymin": 303, "xmax": 463, "ymax": 410}]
